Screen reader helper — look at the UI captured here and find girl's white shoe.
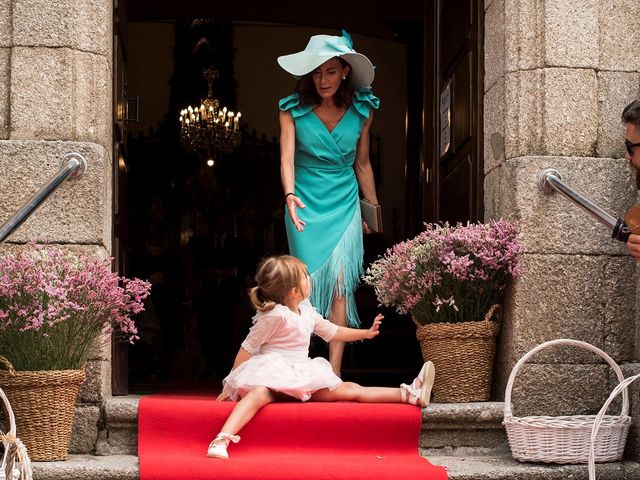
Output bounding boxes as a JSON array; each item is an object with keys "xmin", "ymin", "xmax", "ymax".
[
  {"xmin": 400, "ymin": 361, "xmax": 435, "ymax": 408},
  {"xmin": 207, "ymin": 432, "xmax": 241, "ymax": 459}
]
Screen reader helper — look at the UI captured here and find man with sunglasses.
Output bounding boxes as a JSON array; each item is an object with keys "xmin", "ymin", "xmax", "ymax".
[{"xmin": 622, "ymin": 100, "xmax": 640, "ymax": 259}]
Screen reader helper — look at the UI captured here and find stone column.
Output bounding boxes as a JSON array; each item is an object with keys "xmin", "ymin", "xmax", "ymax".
[
  {"xmin": 0, "ymin": 0, "xmax": 113, "ymax": 453},
  {"xmin": 484, "ymin": 0, "xmax": 640, "ymax": 421}
]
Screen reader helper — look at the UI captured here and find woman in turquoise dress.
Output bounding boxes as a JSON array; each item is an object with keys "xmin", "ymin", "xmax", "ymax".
[{"xmin": 277, "ymin": 31, "xmax": 380, "ymax": 375}]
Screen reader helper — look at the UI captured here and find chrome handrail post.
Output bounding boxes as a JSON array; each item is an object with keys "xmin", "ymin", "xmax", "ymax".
[
  {"xmin": 537, "ymin": 168, "xmax": 630, "ymax": 242},
  {"xmin": 0, "ymin": 153, "xmax": 88, "ymax": 243}
]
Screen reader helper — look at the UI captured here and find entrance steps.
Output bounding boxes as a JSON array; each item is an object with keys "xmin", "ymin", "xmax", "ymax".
[
  {"xmin": 94, "ymin": 397, "xmax": 508, "ymax": 456},
  {"xmin": 30, "ymin": 453, "xmax": 640, "ymax": 480},
  {"xmin": 36, "ymin": 396, "xmax": 637, "ymax": 480}
]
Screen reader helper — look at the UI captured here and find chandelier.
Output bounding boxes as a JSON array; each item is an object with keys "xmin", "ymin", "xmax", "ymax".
[{"xmin": 178, "ymin": 68, "xmax": 242, "ymax": 160}]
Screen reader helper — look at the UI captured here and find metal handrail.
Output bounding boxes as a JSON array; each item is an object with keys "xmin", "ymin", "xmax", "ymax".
[
  {"xmin": 538, "ymin": 168, "xmax": 630, "ymax": 242},
  {"xmin": 0, "ymin": 153, "xmax": 88, "ymax": 243}
]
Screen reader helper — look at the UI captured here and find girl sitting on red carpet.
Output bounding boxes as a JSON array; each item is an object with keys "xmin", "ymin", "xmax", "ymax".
[{"xmin": 207, "ymin": 255, "xmax": 435, "ymax": 460}]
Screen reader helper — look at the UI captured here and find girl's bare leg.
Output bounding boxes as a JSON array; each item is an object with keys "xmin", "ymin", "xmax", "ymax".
[
  {"xmin": 310, "ymin": 382, "xmax": 402, "ymax": 403},
  {"xmin": 329, "ymin": 293, "xmax": 347, "ymax": 376},
  {"xmin": 219, "ymin": 386, "xmax": 278, "ymax": 435}
]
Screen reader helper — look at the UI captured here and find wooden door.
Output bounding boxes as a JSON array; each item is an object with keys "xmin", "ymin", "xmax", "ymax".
[
  {"xmin": 422, "ymin": 0, "xmax": 484, "ymax": 225},
  {"xmin": 112, "ymin": 0, "xmax": 130, "ymax": 395}
]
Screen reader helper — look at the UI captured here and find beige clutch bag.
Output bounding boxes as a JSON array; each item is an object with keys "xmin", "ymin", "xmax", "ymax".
[{"xmin": 360, "ymin": 199, "xmax": 383, "ymax": 233}]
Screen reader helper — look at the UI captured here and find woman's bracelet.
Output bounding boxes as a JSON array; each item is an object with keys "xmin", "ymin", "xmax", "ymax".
[{"xmin": 284, "ymin": 192, "xmax": 296, "ymax": 202}]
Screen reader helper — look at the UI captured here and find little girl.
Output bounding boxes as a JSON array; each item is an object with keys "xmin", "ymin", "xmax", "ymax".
[{"xmin": 208, "ymin": 255, "xmax": 435, "ymax": 459}]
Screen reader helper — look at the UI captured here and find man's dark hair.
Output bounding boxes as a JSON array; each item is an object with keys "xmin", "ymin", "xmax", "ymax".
[{"xmin": 622, "ymin": 100, "xmax": 640, "ymax": 128}]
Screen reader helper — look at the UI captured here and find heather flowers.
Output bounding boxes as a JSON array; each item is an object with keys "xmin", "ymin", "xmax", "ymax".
[
  {"xmin": 0, "ymin": 244, "xmax": 151, "ymax": 370},
  {"xmin": 363, "ymin": 220, "xmax": 524, "ymax": 325}
]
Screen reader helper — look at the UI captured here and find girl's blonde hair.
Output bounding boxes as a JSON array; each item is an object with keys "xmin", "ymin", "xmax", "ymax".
[{"xmin": 248, "ymin": 255, "xmax": 308, "ymax": 312}]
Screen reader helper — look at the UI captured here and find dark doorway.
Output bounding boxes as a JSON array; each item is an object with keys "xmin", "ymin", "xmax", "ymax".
[
  {"xmin": 113, "ymin": 0, "xmax": 483, "ymax": 395},
  {"xmin": 118, "ymin": 19, "xmax": 284, "ymax": 392}
]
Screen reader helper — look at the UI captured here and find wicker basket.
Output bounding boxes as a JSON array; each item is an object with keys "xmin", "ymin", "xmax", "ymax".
[
  {"xmin": 504, "ymin": 339, "xmax": 631, "ymax": 464},
  {"xmin": 0, "ymin": 386, "xmax": 32, "ymax": 480},
  {"xmin": 0, "ymin": 356, "xmax": 85, "ymax": 461},
  {"xmin": 415, "ymin": 304, "xmax": 501, "ymax": 403}
]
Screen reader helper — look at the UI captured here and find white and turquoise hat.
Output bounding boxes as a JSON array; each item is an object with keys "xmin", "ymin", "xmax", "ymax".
[{"xmin": 277, "ymin": 30, "xmax": 375, "ymax": 88}]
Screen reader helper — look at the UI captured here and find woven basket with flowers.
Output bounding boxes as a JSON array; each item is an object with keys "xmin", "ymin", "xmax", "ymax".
[
  {"xmin": 364, "ymin": 220, "xmax": 524, "ymax": 402},
  {"xmin": 0, "ymin": 243, "xmax": 151, "ymax": 460}
]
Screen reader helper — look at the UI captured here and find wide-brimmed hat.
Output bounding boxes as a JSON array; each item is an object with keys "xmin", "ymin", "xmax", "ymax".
[{"xmin": 277, "ymin": 30, "xmax": 375, "ymax": 88}]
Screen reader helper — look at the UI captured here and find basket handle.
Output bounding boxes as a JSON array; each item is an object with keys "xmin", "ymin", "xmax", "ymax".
[
  {"xmin": 484, "ymin": 304, "xmax": 501, "ymax": 327},
  {"xmin": 504, "ymin": 339, "xmax": 629, "ymax": 419},
  {"xmin": 588, "ymin": 372, "xmax": 640, "ymax": 480},
  {"xmin": 0, "ymin": 359, "xmax": 17, "ymax": 473},
  {"xmin": 0, "ymin": 386, "xmax": 17, "ymax": 477},
  {"xmin": 0, "ymin": 388, "xmax": 16, "ymax": 437},
  {"xmin": 0, "ymin": 356, "xmax": 16, "ymax": 376}
]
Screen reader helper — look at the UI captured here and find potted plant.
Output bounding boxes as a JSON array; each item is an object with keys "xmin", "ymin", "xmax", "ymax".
[
  {"xmin": 363, "ymin": 220, "xmax": 524, "ymax": 402},
  {"xmin": 0, "ymin": 243, "xmax": 151, "ymax": 460}
]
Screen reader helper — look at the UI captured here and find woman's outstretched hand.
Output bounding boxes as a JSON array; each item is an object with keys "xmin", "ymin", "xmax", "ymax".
[
  {"xmin": 216, "ymin": 391, "xmax": 230, "ymax": 401},
  {"xmin": 365, "ymin": 314, "xmax": 384, "ymax": 339},
  {"xmin": 286, "ymin": 195, "xmax": 307, "ymax": 232}
]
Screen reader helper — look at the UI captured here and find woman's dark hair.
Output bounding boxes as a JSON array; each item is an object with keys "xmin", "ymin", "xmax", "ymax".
[
  {"xmin": 295, "ymin": 57, "xmax": 354, "ymax": 108},
  {"xmin": 622, "ymin": 100, "xmax": 640, "ymax": 129}
]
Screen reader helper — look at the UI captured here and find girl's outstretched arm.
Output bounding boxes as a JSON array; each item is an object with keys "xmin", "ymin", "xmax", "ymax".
[{"xmin": 332, "ymin": 314, "xmax": 383, "ymax": 342}]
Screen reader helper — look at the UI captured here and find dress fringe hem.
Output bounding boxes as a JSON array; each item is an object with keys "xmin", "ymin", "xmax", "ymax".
[{"xmin": 309, "ymin": 208, "xmax": 363, "ymax": 327}]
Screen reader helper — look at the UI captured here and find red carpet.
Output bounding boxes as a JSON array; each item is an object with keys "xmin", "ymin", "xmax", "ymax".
[{"xmin": 139, "ymin": 394, "xmax": 448, "ymax": 480}]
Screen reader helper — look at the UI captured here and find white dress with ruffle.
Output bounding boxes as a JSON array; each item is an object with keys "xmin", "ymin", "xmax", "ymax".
[{"xmin": 222, "ymin": 303, "xmax": 342, "ymax": 402}]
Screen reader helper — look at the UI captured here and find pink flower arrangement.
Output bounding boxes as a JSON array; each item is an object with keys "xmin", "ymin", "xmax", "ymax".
[
  {"xmin": 0, "ymin": 243, "xmax": 151, "ymax": 371},
  {"xmin": 363, "ymin": 220, "xmax": 525, "ymax": 325}
]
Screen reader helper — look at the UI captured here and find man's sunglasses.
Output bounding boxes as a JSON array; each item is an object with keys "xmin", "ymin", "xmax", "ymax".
[{"xmin": 625, "ymin": 139, "xmax": 640, "ymax": 156}]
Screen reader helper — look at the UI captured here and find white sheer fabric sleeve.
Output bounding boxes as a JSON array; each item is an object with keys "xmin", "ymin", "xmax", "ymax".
[
  {"xmin": 312, "ymin": 312, "xmax": 338, "ymax": 342},
  {"xmin": 241, "ymin": 314, "xmax": 284, "ymax": 354}
]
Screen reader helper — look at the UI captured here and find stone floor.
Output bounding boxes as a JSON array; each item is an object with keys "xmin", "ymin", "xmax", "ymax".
[{"xmin": 30, "ymin": 452, "xmax": 640, "ymax": 480}]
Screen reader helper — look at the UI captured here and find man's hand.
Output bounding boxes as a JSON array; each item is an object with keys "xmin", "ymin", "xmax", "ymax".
[{"xmin": 627, "ymin": 233, "xmax": 640, "ymax": 259}]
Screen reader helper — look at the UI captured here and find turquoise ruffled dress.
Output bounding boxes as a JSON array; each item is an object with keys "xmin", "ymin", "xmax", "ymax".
[{"xmin": 279, "ymin": 87, "xmax": 380, "ymax": 327}]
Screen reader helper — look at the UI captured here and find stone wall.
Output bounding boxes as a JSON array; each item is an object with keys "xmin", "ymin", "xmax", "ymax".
[
  {"xmin": 485, "ymin": 0, "xmax": 640, "ymax": 425},
  {"xmin": 0, "ymin": 0, "xmax": 113, "ymax": 454}
]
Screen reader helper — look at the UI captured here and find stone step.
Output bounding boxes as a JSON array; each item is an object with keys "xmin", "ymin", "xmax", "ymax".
[
  {"xmin": 29, "ymin": 453, "xmax": 640, "ymax": 480},
  {"xmin": 427, "ymin": 450, "xmax": 640, "ymax": 480},
  {"xmin": 96, "ymin": 396, "xmax": 507, "ymax": 455},
  {"xmin": 421, "ymin": 402, "xmax": 506, "ymax": 449},
  {"xmin": 32, "ymin": 455, "xmax": 138, "ymax": 480},
  {"xmin": 96, "ymin": 396, "xmax": 141, "ymax": 456}
]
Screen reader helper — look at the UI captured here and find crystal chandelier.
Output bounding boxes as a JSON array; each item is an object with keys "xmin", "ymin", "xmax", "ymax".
[{"xmin": 178, "ymin": 68, "xmax": 242, "ymax": 159}]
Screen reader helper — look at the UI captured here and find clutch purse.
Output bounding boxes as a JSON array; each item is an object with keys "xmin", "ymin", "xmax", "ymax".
[{"xmin": 360, "ymin": 199, "xmax": 383, "ymax": 233}]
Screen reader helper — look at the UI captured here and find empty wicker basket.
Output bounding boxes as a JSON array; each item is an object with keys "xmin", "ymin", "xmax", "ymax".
[{"xmin": 504, "ymin": 339, "xmax": 631, "ymax": 464}]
